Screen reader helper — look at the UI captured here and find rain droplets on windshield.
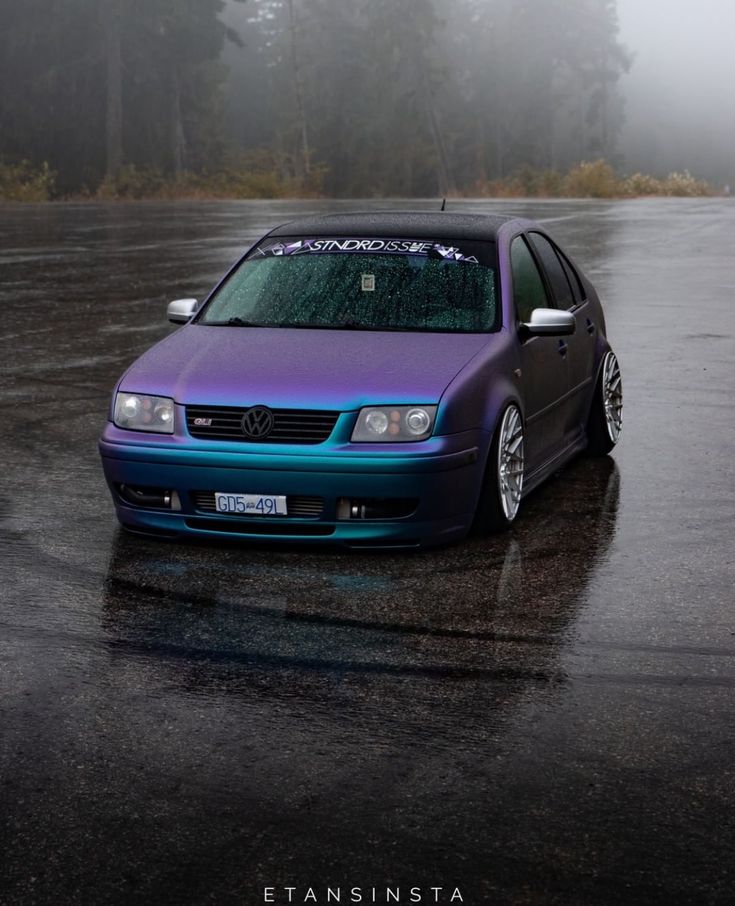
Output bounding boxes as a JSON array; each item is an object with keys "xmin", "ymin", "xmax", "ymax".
[{"xmin": 200, "ymin": 240, "xmax": 499, "ymax": 333}]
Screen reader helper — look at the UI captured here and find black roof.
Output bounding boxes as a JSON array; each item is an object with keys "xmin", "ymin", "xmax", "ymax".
[{"xmin": 267, "ymin": 211, "xmax": 517, "ymax": 241}]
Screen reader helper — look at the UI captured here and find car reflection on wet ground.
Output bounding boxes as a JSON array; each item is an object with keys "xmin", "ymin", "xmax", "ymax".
[
  {"xmin": 1, "ymin": 199, "xmax": 734, "ymax": 905},
  {"xmin": 101, "ymin": 457, "xmax": 618, "ymax": 689}
]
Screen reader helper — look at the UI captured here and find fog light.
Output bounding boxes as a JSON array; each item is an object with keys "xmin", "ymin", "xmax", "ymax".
[
  {"xmin": 336, "ymin": 497, "xmax": 419, "ymax": 520},
  {"xmin": 118, "ymin": 484, "xmax": 176, "ymax": 509}
]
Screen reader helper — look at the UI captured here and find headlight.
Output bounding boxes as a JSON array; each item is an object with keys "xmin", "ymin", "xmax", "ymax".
[
  {"xmin": 114, "ymin": 393, "xmax": 175, "ymax": 434},
  {"xmin": 351, "ymin": 405, "xmax": 437, "ymax": 442}
]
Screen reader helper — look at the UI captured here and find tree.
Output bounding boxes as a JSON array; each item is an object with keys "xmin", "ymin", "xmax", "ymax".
[
  {"xmin": 0, "ymin": 0, "xmax": 245, "ymax": 192},
  {"xmin": 0, "ymin": 0, "xmax": 631, "ymax": 196},
  {"xmin": 103, "ymin": 0, "xmax": 123, "ymax": 180}
]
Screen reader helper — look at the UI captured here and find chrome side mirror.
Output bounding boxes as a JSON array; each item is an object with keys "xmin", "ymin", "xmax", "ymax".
[
  {"xmin": 523, "ymin": 308, "xmax": 575, "ymax": 337},
  {"xmin": 167, "ymin": 298, "xmax": 199, "ymax": 325}
]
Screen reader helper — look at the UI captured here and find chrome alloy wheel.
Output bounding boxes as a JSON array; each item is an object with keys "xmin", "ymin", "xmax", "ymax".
[
  {"xmin": 497, "ymin": 405, "xmax": 524, "ymax": 522},
  {"xmin": 602, "ymin": 351, "xmax": 623, "ymax": 443}
]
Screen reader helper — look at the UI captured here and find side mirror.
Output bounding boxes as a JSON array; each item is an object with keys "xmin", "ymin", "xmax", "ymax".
[
  {"xmin": 167, "ymin": 298, "xmax": 199, "ymax": 325},
  {"xmin": 522, "ymin": 308, "xmax": 575, "ymax": 337}
]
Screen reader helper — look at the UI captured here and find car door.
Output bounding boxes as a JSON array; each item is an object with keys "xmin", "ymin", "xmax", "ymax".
[
  {"xmin": 510, "ymin": 235, "xmax": 568, "ymax": 469},
  {"xmin": 527, "ymin": 232, "xmax": 597, "ymax": 439}
]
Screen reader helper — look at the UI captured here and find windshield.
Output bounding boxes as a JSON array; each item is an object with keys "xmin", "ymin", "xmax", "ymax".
[{"xmin": 198, "ymin": 237, "xmax": 499, "ymax": 333}]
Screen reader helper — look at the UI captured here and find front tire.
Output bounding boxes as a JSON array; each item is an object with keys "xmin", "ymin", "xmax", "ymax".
[
  {"xmin": 587, "ymin": 350, "xmax": 623, "ymax": 456},
  {"xmin": 474, "ymin": 404, "xmax": 525, "ymax": 533}
]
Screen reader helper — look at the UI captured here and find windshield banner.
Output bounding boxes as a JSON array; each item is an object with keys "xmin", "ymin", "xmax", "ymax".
[{"xmin": 253, "ymin": 237, "xmax": 480, "ymax": 264}]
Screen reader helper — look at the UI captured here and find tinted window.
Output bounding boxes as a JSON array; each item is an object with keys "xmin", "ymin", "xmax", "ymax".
[
  {"xmin": 511, "ymin": 237, "xmax": 549, "ymax": 322},
  {"xmin": 200, "ymin": 237, "xmax": 499, "ymax": 333},
  {"xmin": 557, "ymin": 251, "xmax": 585, "ymax": 305},
  {"xmin": 529, "ymin": 232, "xmax": 575, "ymax": 310}
]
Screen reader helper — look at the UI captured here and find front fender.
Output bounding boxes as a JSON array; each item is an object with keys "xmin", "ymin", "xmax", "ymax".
[{"xmin": 435, "ymin": 330, "xmax": 523, "ymax": 442}]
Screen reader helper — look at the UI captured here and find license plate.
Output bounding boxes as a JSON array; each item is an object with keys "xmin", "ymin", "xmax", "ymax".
[{"xmin": 214, "ymin": 493, "xmax": 288, "ymax": 516}]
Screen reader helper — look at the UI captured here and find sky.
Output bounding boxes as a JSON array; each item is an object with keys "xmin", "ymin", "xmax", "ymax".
[
  {"xmin": 618, "ymin": 0, "xmax": 735, "ymax": 103},
  {"xmin": 616, "ymin": 0, "xmax": 735, "ymax": 181}
]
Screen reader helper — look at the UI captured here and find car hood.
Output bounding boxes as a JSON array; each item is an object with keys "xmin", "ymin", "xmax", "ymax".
[{"xmin": 119, "ymin": 324, "xmax": 493, "ymax": 410}]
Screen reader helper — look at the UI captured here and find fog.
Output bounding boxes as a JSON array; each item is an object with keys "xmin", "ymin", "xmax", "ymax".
[
  {"xmin": 617, "ymin": 0, "xmax": 735, "ymax": 186},
  {"xmin": 220, "ymin": 0, "xmax": 735, "ymax": 193},
  {"xmin": 1, "ymin": 0, "xmax": 733, "ymax": 197}
]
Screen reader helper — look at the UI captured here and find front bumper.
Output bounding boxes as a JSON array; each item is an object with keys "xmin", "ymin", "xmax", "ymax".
[{"xmin": 99, "ymin": 425, "xmax": 489, "ymax": 548}]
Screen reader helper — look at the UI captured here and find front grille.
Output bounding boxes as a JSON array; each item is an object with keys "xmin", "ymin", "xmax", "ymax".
[
  {"xmin": 191, "ymin": 492, "xmax": 324, "ymax": 518},
  {"xmin": 186, "ymin": 405, "xmax": 339, "ymax": 444}
]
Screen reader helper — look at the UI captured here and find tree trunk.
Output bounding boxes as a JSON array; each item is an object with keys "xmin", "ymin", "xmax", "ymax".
[
  {"xmin": 423, "ymin": 84, "xmax": 455, "ymax": 197},
  {"xmin": 171, "ymin": 67, "xmax": 186, "ymax": 177},
  {"xmin": 418, "ymin": 48, "xmax": 455, "ymax": 197},
  {"xmin": 287, "ymin": 0, "xmax": 310, "ymax": 181},
  {"xmin": 103, "ymin": 0, "xmax": 123, "ymax": 181},
  {"xmin": 599, "ymin": 46, "xmax": 610, "ymax": 158}
]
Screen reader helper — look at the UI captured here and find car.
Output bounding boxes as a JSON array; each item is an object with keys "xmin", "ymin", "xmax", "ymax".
[{"xmin": 98, "ymin": 212, "xmax": 623, "ymax": 549}]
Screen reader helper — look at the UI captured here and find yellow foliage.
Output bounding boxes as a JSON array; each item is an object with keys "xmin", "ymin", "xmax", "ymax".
[
  {"xmin": 661, "ymin": 171, "xmax": 712, "ymax": 197},
  {"xmin": 622, "ymin": 172, "xmax": 664, "ymax": 196},
  {"xmin": 93, "ymin": 153, "xmax": 327, "ymax": 201},
  {"xmin": 470, "ymin": 161, "xmax": 713, "ymax": 200},
  {"xmin": 2, "ymin": 155, "xmax": 714, "ymax": 202},
  {"xmin": 563, "ymin": 160, "xmax": 619, "ymax": 198},
  {"xmin": 0, "ymin": 160, "xmax": 56, "ymax": 201}
]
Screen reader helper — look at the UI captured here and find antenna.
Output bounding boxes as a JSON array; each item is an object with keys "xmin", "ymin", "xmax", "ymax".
[{"xmin": 440, "ymin": 197, "xmax": 447, "ymax": 212}]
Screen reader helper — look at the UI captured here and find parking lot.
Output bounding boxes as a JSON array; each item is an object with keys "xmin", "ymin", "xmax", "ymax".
[{"xmin": 1, "ymin": 198, "xmax": 734, "ymax": 904}]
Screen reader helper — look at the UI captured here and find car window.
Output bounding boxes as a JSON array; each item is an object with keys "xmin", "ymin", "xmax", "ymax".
[
  {"xmin": 511, "ymin": 236, "xmax": 550, "ymax": 322},
  {"xmin": 557, "ymin": 250, "xmax": 586, "ymax": 305},
  {"xmin": 528, "ymin": 232, "xmax": 575, "ymax": 310},
  {"xmin": 199, "ymin": 237, "xmax": 500, "ymax": 333}
]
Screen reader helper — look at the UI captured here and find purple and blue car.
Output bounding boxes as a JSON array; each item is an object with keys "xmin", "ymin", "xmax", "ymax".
[{"xmin": 99, "ymin": 212, "xmax": 622, "ymax": 548}]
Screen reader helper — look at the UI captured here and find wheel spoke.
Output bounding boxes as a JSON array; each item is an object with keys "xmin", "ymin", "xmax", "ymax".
[
  {"xmin": 601, "ymin": 352, "xmax": 623, "ymax": 442},
  {"xmin": 497, "ymin": 405, "xmax": 524, "ymax": 522},
  {"xmin": 507, "ymin": 436, "xmax": 523, "ymax": 455}
]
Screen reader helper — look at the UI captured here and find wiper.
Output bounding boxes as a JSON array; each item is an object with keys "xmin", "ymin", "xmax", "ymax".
[
  {"xmin": 204, "ymin": 317, "xmax": 267, "ymax": 327},
  {"xmin": 336, "ymin": 321, "xmax": 407, "ymax": 332},
  {"xmin": 338, "ymin": 321, "xmax": 375, "ymax": 330},
  {"xmin": 205, "ymin": 319, "xmax": 411, "ymax": 332}
]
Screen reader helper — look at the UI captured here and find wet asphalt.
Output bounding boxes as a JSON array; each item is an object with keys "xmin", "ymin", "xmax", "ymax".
[{"xmin": 1, "ymin": 198, "xmax": 734, "ymax": 906}]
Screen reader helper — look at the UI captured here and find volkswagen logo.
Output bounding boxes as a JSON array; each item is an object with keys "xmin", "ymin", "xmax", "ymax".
[{"xmin": 241, "ymin": 406, "xmax": 275, "ymax": 440}]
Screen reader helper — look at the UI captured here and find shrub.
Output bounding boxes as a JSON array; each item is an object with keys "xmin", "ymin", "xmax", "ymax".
[
  {"xmin": 510, "ymin": 166, "xmax": 565, "ymax": 197},
  {"xmin": 563, "ymin": 160, "xmax": 620, "ymax": 198},
  {"xmin": 93, "ymin": 151, "xmax": 326, "ymax": 200},
  {"xmin": 97, "ymin": 165, "xmax": 167, "ymax": 199},
  {"xmin": 471, "ymin": 176, "xmax": 524, "ymax": 197},
  {"xmin": 662, "ymin": 170, "xmax": 711, "ymax": 197},
  {"xmin": 622, "ymin": 172, "xmax": 664, "ymax": 197},
  {"xmin": 0, "ymin": 160, "xmax": 56, "ymax": 201}
]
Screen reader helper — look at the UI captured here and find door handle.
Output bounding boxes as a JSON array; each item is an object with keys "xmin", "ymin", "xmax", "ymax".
[
  {"xmin": 558, "ymin": 340, "xmax": 568, "ymax": 356},
  {"xmin": 586, "ymin": 318, "xmax": 595, "ymax": 335}
]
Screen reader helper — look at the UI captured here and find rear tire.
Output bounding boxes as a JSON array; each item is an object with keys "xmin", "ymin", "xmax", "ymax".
[
  {"xmin": 474, "ymin": 404, "xmax": 525, "ymax": 533},
  {"xmin": 587, "ymin": 351, "xmax": 623, "ymax": 456}
]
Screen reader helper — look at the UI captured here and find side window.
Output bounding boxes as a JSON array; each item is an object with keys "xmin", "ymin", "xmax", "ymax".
[
  {"xmin": 558, "ymin": 251, "xmax": 586, "ymax": 305},
  {"xmin": 511, "ymin": 236, "xmax": 550, "ymax": 323},
  {"xmin": 529, "ymin": 232, "xmax": 575, "ymax": 311}
]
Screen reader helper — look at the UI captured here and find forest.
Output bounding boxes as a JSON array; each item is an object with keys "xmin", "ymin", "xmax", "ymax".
[{"xmin": 0, "ymin": 0, "xmax": 715, "ymax": 199}]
